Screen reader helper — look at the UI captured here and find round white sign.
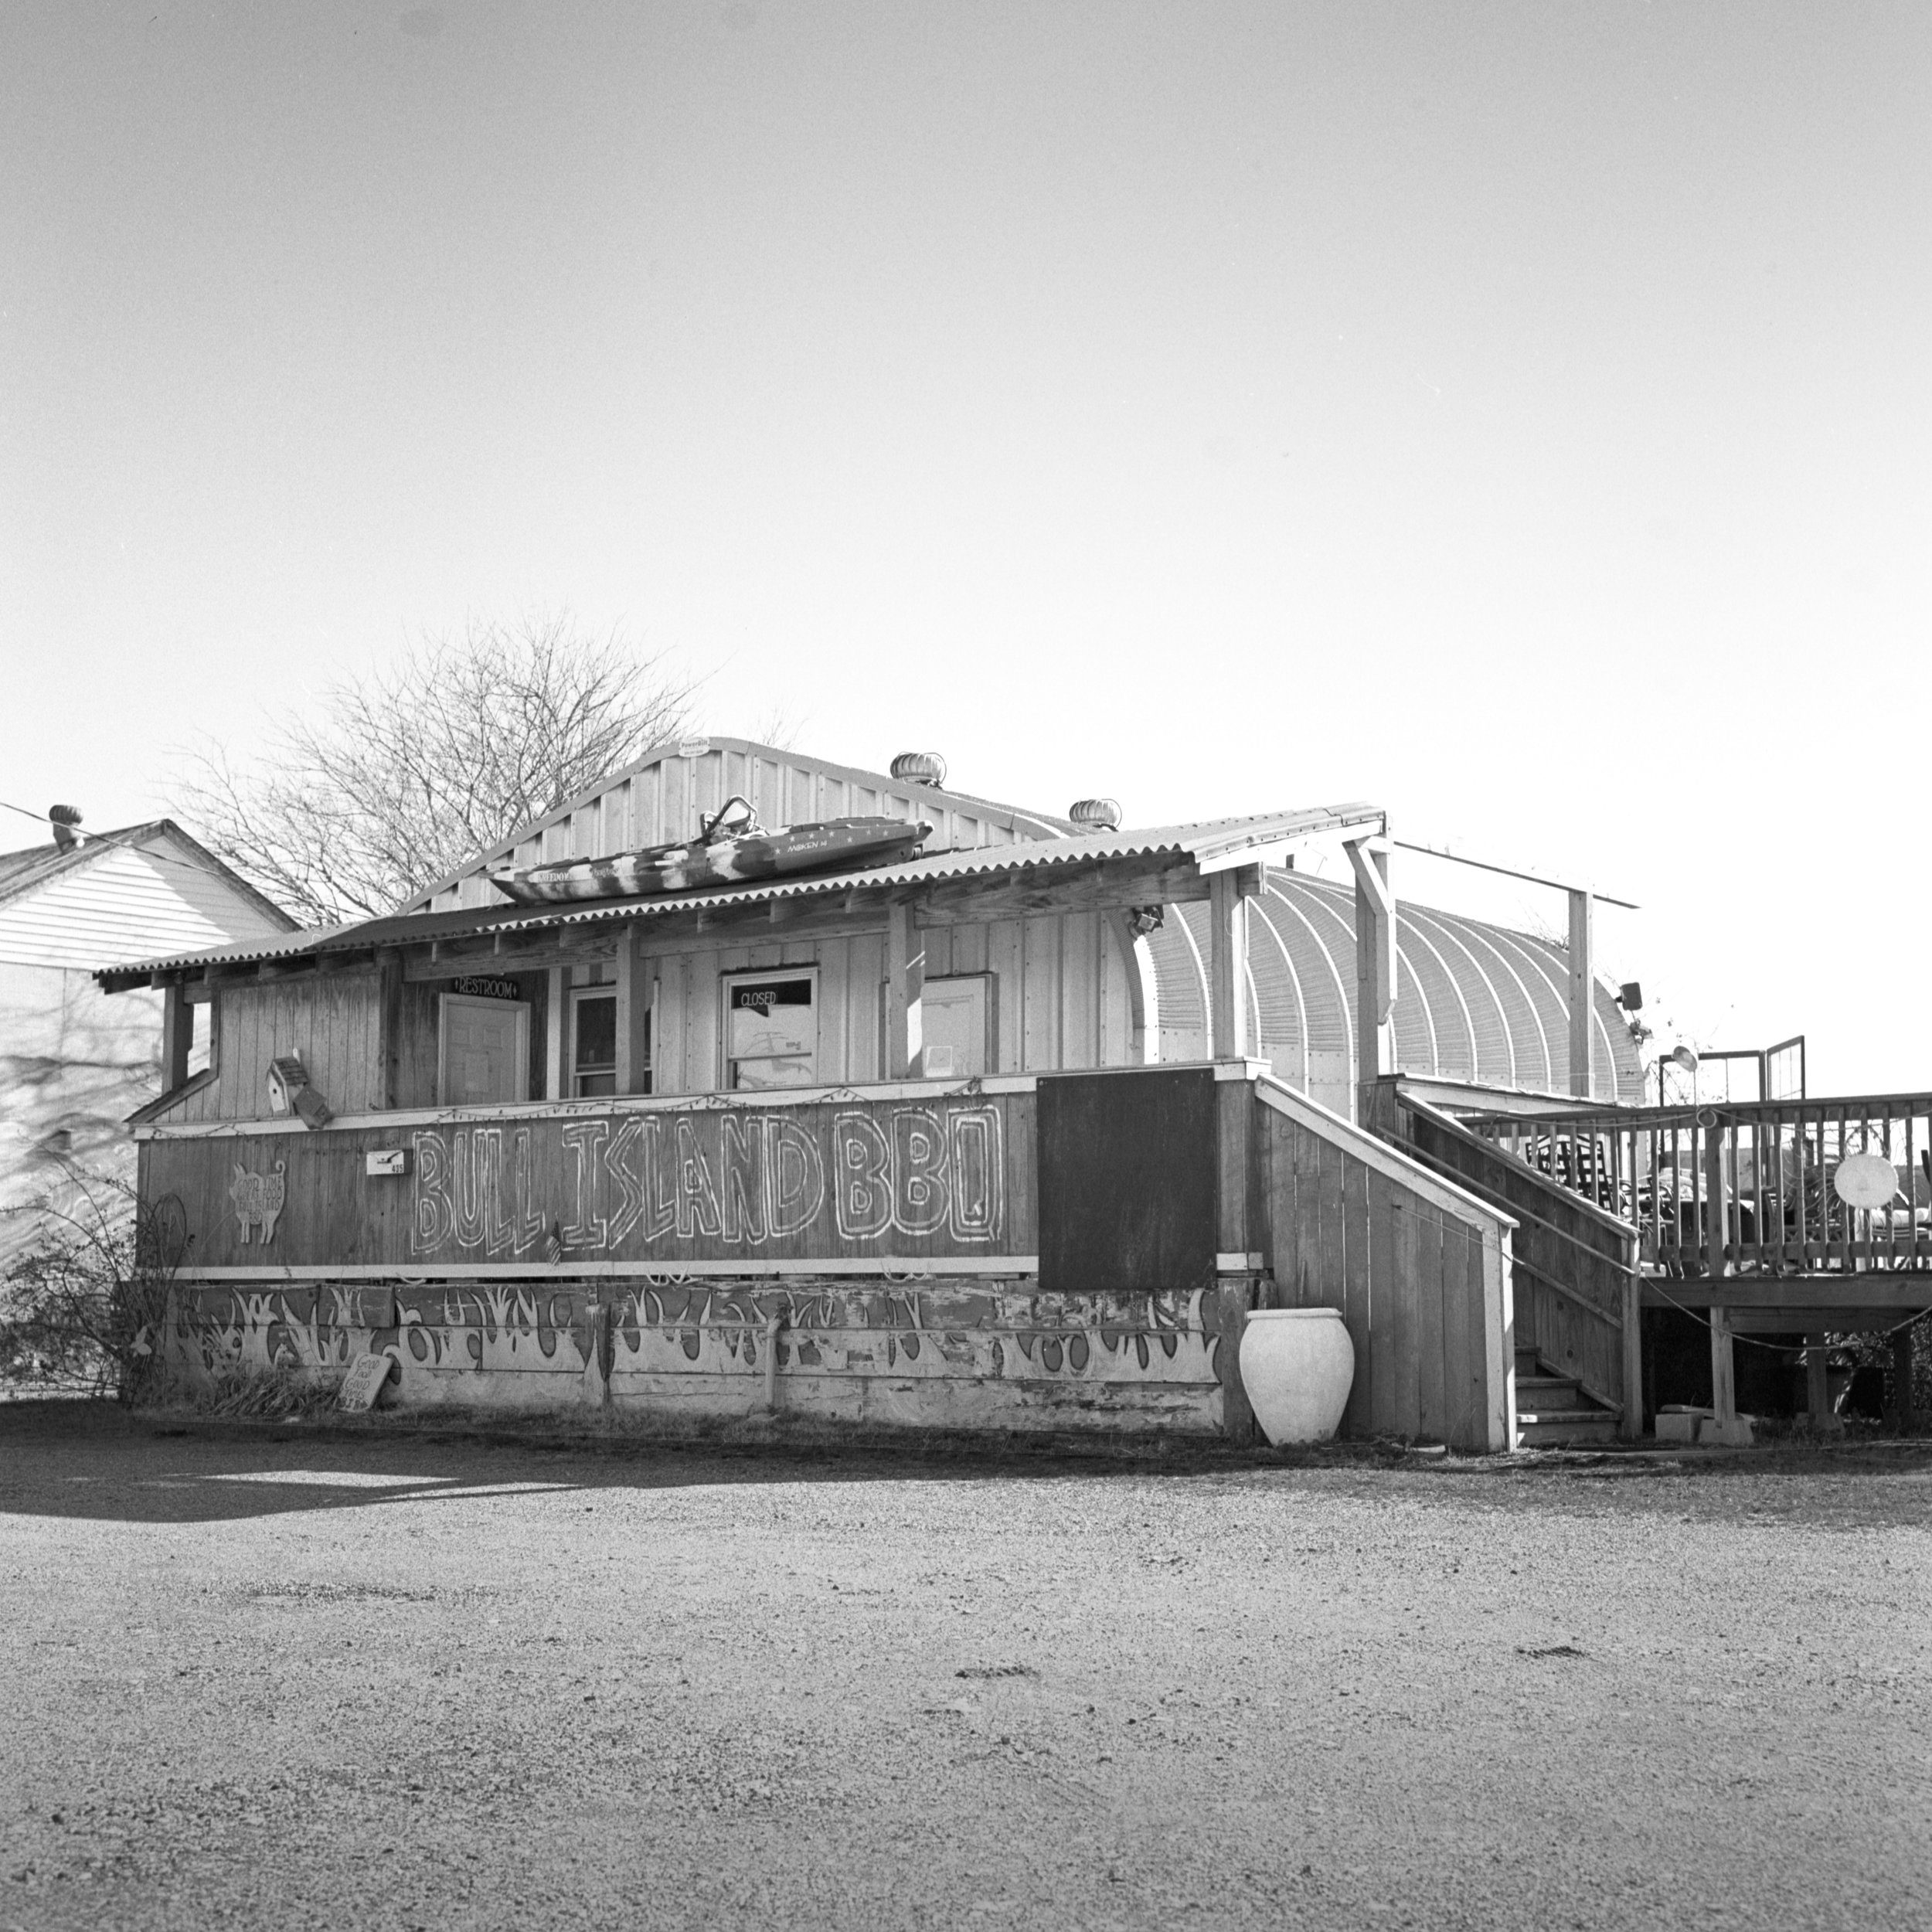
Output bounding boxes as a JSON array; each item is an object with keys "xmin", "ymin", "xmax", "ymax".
[{"xmin": 1833, "ymin": 1154, "xmax": 1899, "ymax": 1212}]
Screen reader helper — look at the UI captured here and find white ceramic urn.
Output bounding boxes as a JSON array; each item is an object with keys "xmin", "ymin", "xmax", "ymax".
[{"xmin": 1238, "ymin": 1308, "xmax": 1355, "ymax": 1445}]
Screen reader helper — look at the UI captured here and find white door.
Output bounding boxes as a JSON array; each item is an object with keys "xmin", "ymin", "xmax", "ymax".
[
  {"xmin": 921, "ymin": 976, "xmax": 991, "ymax": 1078},
  {"xmin": 440, "ymin": 995, "xmax": 530, "ymax": 1105}
]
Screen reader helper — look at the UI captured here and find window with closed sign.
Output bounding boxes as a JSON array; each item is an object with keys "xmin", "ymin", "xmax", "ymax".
[{"xmin": 723, "ymin": 971, "xmax": 817, "ymax": 1090}]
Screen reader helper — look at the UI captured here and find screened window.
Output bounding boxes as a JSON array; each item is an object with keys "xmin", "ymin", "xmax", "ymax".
[{"xmin": 571, "ymin": 987, "xmax": 618, "ymax": 1097}]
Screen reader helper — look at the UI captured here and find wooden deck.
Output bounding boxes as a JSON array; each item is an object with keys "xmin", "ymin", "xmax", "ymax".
[{"xmin": 1457, "ymin": 1090, "xmax": 1932, "ymax": 1291}]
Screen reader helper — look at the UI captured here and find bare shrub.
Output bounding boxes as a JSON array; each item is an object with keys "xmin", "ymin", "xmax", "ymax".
[{"xmin": 1, "ymin": 1172, "xmax": 185, "ymax": 1403}]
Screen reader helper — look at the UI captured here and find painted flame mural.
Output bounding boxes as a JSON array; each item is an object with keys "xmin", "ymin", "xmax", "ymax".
[{"xmin": 162, "ymin": 1276, "xmax": 1229, "ymax": 1432}]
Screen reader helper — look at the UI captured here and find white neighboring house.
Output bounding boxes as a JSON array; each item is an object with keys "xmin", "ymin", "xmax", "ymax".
[{"xmin": 0, "ymin": 818, "xmax": 296, "ymax": 1267}]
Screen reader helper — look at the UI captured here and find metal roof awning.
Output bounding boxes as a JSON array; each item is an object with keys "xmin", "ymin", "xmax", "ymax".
[{"xmin": 97, "ymin": 801, "xmax": 1386, "ymax": 990}]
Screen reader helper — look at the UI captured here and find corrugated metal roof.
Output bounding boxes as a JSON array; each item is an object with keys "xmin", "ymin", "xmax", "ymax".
[
  {"xmin": 407, "ymin": 734, "xmax": 1081, "ymax": 915},
  {"xmin": 98, "ymin": 804, "xmax": 1387, "ymax": 985}
]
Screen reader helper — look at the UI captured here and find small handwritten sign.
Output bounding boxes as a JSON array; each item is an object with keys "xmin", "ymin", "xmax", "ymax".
[
  {"xmin": 452, "ymin": 975, "xmax": 522, "ymax": 1002},
  {"xmin": 365, "ymin": 1148, "xmax": 410, "ymax": 1178},
  {"xmin": 338, "ymin": 1354, "xmax": 396, "ymax": 1412}
]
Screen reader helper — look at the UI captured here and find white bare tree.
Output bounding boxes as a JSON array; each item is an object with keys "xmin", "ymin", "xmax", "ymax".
[{"xmin": 172, "ymin": 615, "xmax": 697, "ymax": 926}]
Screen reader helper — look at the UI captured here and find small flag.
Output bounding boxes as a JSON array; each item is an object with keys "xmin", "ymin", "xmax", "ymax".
[{"xmin": 546, "ymin": 1219, "xmax": 565, "ymax": 1265}]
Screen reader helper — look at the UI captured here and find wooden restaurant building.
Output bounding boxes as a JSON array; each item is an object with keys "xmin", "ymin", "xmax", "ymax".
[{"xmin": 101, "ymin": 738, "xmax": 1657, "ymax": 1451}]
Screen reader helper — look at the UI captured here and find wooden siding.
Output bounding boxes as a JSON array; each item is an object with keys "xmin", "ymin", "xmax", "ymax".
[
  {"xmin": 1253, "ymin": 1078, "xmax": 1515, "ymax": 1451},
  {"xmin": 143, "ymin": 1087, "xmax": 1038, "ymax": 1276},
  {"xmin": 165, "ymin": 974, "xmax": 386, "ymax": 1124},
  {"xmin": 417, "ymin": 739, "xmax": 1070, "ymax": 915},
  {"xmin": 0, "ymin": 838, "xmax": 288, "ymax": 971},
  {"xmin": 644, "ymin": 910, "xmax": 1138, "ymax": 1094},
  {"xmin": 141, "ymin": 1063, "xmax": 1519, "ymax": 1444},
  {"xmin": 158, "ymin": 908, "xmax": 1143, "ymax": 1122},
  {"xmin": 648, "ymin": 930, "xmax": 887, "ymax": 1095}
]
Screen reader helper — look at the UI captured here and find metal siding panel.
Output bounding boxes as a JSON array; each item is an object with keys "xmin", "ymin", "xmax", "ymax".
[
  {"xmin": 1264, "ymin": 880, "xmax": 1354, "ymax": 1056},
  {"xmin": 1390, "ymin": 948, "xmax": 1436, "ymax": 1073},
  {"xmin": 1400, "ymin": 906, "xmax": 1515, "ymax": 1087}
]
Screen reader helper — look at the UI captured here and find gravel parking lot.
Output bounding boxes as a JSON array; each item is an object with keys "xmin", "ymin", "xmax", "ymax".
[{"xmin": 2, "ymin": 1406, "xmax": 1929, "ymax": 1931}]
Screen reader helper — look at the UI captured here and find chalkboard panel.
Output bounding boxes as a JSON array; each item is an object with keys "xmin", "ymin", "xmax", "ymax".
[{"xmin": 1036, "ymin": 1068, "xmax": 1217, "ymax": 1294}]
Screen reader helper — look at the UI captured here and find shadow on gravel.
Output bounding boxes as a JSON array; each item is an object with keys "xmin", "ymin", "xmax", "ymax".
[
  {"xmin": 0, "ymin": 1396, "xmax": 1386, "ymax": 1524},
  {"xmin": 5, "ymin": 1400, "xmax": 1929, "ymax": 1526}
]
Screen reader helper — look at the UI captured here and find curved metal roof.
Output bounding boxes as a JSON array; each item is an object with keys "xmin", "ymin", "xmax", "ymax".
[{"xmin": 1145, "ymin": 867, "xmax": 1642, "ymax": 1106}]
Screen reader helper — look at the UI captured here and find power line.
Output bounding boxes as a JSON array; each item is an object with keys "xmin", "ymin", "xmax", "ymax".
[{"xmin": 0, "ymin": 797, "xmax": 299, "ymax": 893}]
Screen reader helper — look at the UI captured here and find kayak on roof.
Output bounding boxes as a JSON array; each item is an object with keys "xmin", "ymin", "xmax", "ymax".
[{"xmin": 487, "ymin": 796, "xmax": 933, "ymax": 906}]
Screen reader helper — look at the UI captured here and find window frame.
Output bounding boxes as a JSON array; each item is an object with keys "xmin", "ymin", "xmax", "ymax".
[
  {"xmin": 919, "ymin": 971, "xmax": 996, "ymax": 1079},
  {"xmin": 568, "ymin": 984, "xmax": 620, "ymax": 1098},
  {"xmin": 719, "ymin": 965, "xmax": 821, "ymax": 1091}
]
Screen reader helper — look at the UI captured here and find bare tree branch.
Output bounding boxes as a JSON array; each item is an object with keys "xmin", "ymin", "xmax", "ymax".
[{"xmin": 170, "ymin": 614, "xmax": 697, "ymax": 925}]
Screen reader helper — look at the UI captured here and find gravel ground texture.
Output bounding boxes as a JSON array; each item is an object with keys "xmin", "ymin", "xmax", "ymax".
[{"xmin": 2, "ymin": 1403, "xmax": 1929, "ymax": 1932}]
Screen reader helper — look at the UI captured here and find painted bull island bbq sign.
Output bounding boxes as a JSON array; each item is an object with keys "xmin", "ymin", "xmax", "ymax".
[
  {"xmin": 154, "ymin": 1094, "xmax": 1026, "ymax": 1271},
  {"xmin": 410, "ymin": 1100, "xmax": 1007, "ymax": 1257}
]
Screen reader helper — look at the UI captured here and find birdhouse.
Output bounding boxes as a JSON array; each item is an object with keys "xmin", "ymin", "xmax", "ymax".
[{"xmin": 267, "ymin": 1055, "xmax": 333, "ymax": 1129}]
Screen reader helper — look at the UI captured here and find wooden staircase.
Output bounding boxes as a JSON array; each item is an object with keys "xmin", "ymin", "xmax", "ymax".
[{"xmin": 1514, "ymin": 1349, "xmax": 1621, "ymax": 1447}]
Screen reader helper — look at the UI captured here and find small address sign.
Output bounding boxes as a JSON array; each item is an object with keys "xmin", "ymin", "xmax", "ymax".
[{"xmin": 451, "ymin": 976, "xmax": 522, "ymax": 1002}]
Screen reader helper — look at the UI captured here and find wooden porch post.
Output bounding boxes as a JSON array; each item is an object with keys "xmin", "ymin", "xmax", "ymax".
[
  {"xmin": 1805, "ymin": 1332, "xmax": 1831, "ymax": 1420},
  {"xmin": 1709, "ymin": 1304, "xmax": 1737, "ymax": 1428},
  {"xmin": 1889, "ymin": 1325, "xmax": 1919, "ymax": 1433},
  {"xmin": 1567, "ymin": 887, "xmax": 1594, "ymax": 1099},
  {"xmin": 1621, "ymin": 1257, "xmax": 1643, "ymax": 1440},
  {"xmin": 159, "ymin": 981, "xmax": 192, "ymax": 1093},
  {"xmin": 614, "ymin": 926, "xmax": 651, "ymax": 1094},
  {"xmin": 1207, "ymin": 866, "xmax": 1257, "ymax": 1060},
  {"xmin": 1346, "ymin": 835, "xmax": 1395, "ymax": 1121},
  {"xmin": 376, "ymin": 950, "xmax": 403, "ymax": 1108},
  {"xmin": 545, "ymin": 966, "xmax": 567, "ymax": 1100},
  {"xmin": 886, "ymin": 902, "xmax": 925, "ymax": 1078}
]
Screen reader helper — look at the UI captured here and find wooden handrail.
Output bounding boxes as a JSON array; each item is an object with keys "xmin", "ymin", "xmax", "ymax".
[
  {"xmin": 1457, "ymin": 1090, "xmax": 1932, "ymax": 1131},
  {"xmin": 1394, "ymin": 1133, "xmax": 1638, "ymax": 1277},
  {"xmin": 1399, "ymin": 1095, "xmax": 1641, "ymax": 1244}
]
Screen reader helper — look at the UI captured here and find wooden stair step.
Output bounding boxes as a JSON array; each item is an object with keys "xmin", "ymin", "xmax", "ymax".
[{"xmin": 1517, "ymin": 1411, "xmax": 1621, "ymax": 1444}]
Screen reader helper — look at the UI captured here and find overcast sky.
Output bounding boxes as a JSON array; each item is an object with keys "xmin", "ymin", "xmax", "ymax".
[{"xmin": 3, "ymin": 2, "xmax": 1927, "ymax": 1091}]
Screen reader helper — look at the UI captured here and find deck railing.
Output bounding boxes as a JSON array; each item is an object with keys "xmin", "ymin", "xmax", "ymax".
[{"xmin": 1456, "ymin": 1092, "xmax": 1932, "ymax": 1278}]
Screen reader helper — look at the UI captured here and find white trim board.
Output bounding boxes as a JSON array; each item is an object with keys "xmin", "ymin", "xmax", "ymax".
[
  {"xmin": 172, "ymin": 1256, "xmax": 1043, "ymax": 1282},
  {"xmin": 136, "ymin": 1072, "xmax": 1043, "ymax": 1141}
]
